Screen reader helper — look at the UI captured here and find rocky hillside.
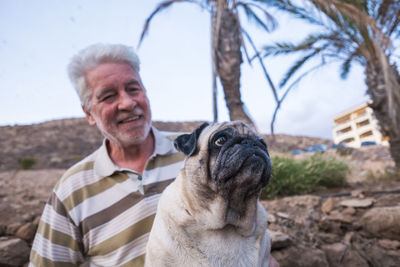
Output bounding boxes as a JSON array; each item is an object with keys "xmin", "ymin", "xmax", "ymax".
[
  {"xmin": 0, "ymin": 118, "xmax": 333, "ymax": 171},
  {"xmin": 0, "ymin": 118, "xmax": 399, "ymax": 266}
]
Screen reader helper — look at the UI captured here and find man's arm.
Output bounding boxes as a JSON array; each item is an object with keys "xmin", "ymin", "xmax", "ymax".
[{"xmin": 29, "ymin": 191, "xmax": 84, "ymax": 266}]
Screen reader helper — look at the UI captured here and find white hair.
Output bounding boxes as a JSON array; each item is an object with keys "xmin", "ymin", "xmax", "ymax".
[{"xmin": 67, "ymin": 43, "xmax": 141, "ymax": 109}]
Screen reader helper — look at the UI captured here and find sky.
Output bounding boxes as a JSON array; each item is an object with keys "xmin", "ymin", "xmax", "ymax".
[{"xmin": 0, "ymin": 0, "xmax": 372, "ymax": 139}]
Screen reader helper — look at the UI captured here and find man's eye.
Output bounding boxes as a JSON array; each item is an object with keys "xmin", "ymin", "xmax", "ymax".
[
  {"xmin": 215, "ymin": 136, "xmax": 227, "ymax": 147},
  {"xmin": 101, "ymin": 94, "xmax": 115, "ymax": 102},
  {"xmin": 128, "ymin": 87, "xmax": 140, "ymax": 93}
]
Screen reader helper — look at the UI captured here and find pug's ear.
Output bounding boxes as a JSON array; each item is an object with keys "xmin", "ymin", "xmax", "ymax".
[{"xmin": 174, "ymin": 122, "xmax": 209, "ymax": 156}]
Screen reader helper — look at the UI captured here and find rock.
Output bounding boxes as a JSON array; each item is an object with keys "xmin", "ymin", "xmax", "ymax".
[
  {"xmin": 269, "ymin": 230, "xmax": 291, "ymax": 250},
  {"xmin": 318, "ymin": 232, "xmax": 341, "ymax": 244},
  {"xmin": 0, "ymin": 224, "xmax": 6, "ymax": 235},
  {"xmin": 378, "ymin": 239, "xmax": 400, "ymax": 250},
  {"xmin": 15, "ymin": 222, "xmax": 37, "ymax": 242},
  {"xmin": 344, "ymin": 232, "xmax": 355, "ymax": 245},
  {"xmin": 342, "ymin": 207, "xmax": 356, "ymax": 215},
  {"xmin": 341, "ymin": 249, "xmax": 369, "ymax": 267},
  {"xmin": 0, "ymin": 237, "xmax": 30, "ymax": 266},
  {"xmin": 268, "ymin": 213, "xmax": 276, "ymax": 223},
  {"xmin": 319, "ymin": 218, "xmax": 343, "ymax": 235},
  {"xmin": 272, "ymin": 245, "xmax": 329, "ymax": 267},
  {"xmin": 5, "ymin": 222, "xmax": 22, "ymax": 236},
  {"xmin": 321, "ymin": 198, "xmax": 335, "ymax": 214},
  {"xmin": 351, "ymin": 189, "xmax": 365, "ymax": 198},
  {"xmin": 310, "ymin": 210, "xmax": 321, "ymax": 221},
  {"xmin": 276, "ymin": 212, "xmax": 291, "ymax": 220},
  {"xmin": 294, "ymin": 216, "xmax": 307, "ymax": 226},
  {"xmin": 321, "ymin": 243, "xmax": 347, "ymax": 266},
  {"xmin": 287, "ymin": 195, "xmax": 321, "ymax": 208},
  {"xmin": 339, "ymin": 198, "xmax": 374, "ymax": 208},
  {"xmin": 322, "ymin": 243, "xmax": 369, "ymax": 267},
  {"xmin": 364, "ymin": 243, "xmax": 400, "ymax": 267},
  {"xmin": 360, "ymin": 206, "xmax": 400, "ymax": 240},
  {"xmin": 21, "ymin": 213, "xmax": 33, "ymax": 222},
  {"xmin": 325, "ymin": 210, "xmax": 354, "ymax": 224},
  {"xmin": 33, "ymin": 215, "xmax": 41, "ymax": 225}
]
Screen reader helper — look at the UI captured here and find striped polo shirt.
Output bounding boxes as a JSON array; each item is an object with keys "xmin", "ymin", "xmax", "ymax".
[{"xmin": 29, "ymin": 127, "xmax": 185, "ymax": 267}]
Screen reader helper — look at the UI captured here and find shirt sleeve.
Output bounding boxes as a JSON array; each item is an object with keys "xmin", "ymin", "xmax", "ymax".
[{"xmin": 29, "ymin": 191, "xmax": 85, "ymax": 266}]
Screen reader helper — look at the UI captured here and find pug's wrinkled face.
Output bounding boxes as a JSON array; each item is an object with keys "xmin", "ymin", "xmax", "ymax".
[
  {"xmin": 174, "ymin": 121, "xmax": 271, "ymax": 215},
  {"xmin": 206, "ymin": 123, "xmax": 271, "ymax": 200}
]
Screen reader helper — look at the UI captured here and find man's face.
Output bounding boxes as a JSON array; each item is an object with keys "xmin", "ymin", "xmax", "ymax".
[{"xmin": 83, "ymin": 62, "xmax": 152, "ymax": 148}]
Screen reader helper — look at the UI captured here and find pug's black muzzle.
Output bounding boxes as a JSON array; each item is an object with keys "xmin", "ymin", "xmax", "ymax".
[{"xmin": 211, "ymin": 136, "xmax": 272, "ymax": 188}]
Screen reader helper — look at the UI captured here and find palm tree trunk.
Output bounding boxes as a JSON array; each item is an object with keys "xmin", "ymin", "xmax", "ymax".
[
  {"xmin": 365, "ymin": 58, "xmax": 400, "ymax": 169},
  {"xmin": 212, "ymin": 7, "xmax": 254, "ymax": 127}
]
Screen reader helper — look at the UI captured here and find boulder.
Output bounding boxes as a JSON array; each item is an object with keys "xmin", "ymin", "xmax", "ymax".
[
  {"xmin": 0, "ymin": 237, "xmax": 30, "ymax": 266},
  {"xmin": 378, "ymin": 239, "xmax": 400, "ymax": 250},
  {"xmin": 269, "ymin": 230, "xmax": 291, "ymax": 250},
  {"xmin": 318, "ymin": 232, "xmax": 341, "ymax": 244},
  {"xmin": 364, "ymin": 243, "xmax": 400, "ymax": 267},
  {"xmin": 321, "ymin": 198, "xmax": 335, "ymax": 214},
  {"xmin": 339, "ymin": 199, "xmax": 374, "ymax": 208},
  {"xmin": 5, "ymin": 222, "xmax": 22, "ymax": 236},
  {"xmin": 360, "ymin": 206, "xmax": 400, "ymax": 240},
  {"xmin": 15, "ymin": 222, "xmax": 37, "ymax": 242},
  {"xmin": 276, "ymin": 212, "xmax": 291, "ymax": 220},
  {"xmin": 325, "ymin": 210, "xmax": 354, "ymax": 224},
  {"xmin": 321, "ymin": 243, "xmax": 368, "ymax": 267},
  {"xmin": 342, "ymin": 207, "xmax": 356, "ymax": 215},
  {"xmin": 272, "ymin": 245, "xmax": 329, "ymax": 267}
]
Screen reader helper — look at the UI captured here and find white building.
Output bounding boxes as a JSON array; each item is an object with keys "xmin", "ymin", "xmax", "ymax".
[{"xmin": 332, "ymin": 101, "xmax": 389, "ymax": 148}]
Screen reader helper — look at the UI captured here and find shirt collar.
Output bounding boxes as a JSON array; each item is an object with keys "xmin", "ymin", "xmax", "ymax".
[{"xmin": 93, "ymin": 126, "xmax": 176, "ymax": 177}]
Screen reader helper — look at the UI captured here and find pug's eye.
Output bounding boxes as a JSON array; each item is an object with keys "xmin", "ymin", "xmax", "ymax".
[{"xmin": 215, "ymin": 136, "xmax": 227, "ymax": 147}]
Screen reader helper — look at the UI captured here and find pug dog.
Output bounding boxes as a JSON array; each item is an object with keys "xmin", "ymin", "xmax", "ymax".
[{"xmin": 145, "ymin": 121, "xmax": 272, "ymax": 267}]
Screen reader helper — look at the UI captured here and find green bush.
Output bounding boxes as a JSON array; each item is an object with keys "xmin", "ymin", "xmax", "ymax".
[
  {"xmin": 18, "ymin": 157, "xmax": 36, "ymax": 170},
  {"xmin": 261, "ymin": 154, "xmax": 349, "ymax": 199}
]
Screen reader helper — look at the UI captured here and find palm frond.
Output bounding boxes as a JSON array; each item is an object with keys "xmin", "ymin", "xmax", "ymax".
[
  {"xmin": 262, "ymin": 32, "xmax": 334, "ymax": 57},
  {"xmin": 340, "ymin": 51, "xmax": 358, "ymax": 79},
  {"xmin": 280, "ymin": 48, "xmax": 325, "ymax": 87},
  {"xmin": 242, "ymin": 28, "xmax": 279, "ymax": 103},
  {"xmin": 236, "ymin": 2, "xmax": 277, "ymax": 31},
  {"xmin": 270, "ymin": 61, "xmax": 330, "ymax": 134},
  {"xmin": 377, "ymin": 0, "xmax": 394, "ymax": 19},
  {"xmin": 138, "ymin": 0, "xmax": 192, "ymax": 48},
  {"xmin": 260, "ymin": 0, "xmax": 325, "ymax": 27},
  {"xmin": 387, "ymin": 9, "xmax": 400, "ymax": 37},
  {"xmin": 311, "ymin": 0, "xmax": 391, "ymax": 47},
  {"xmin": 263, "ymin": 42, "xmax": 312, "ymax": 57}
]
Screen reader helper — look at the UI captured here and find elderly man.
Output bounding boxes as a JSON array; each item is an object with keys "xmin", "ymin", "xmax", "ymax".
[{"xmin": 29, "ymin": 43, "xmax": 278, "ymax": 267}]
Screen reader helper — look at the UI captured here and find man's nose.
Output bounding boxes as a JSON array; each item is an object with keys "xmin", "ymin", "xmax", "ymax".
[{"xmin": 118, "ymin": 92, "xmax": 136, "ymax": 110}]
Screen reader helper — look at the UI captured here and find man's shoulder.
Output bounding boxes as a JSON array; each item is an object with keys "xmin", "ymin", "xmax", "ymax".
[{"xmin": 54, "ymin": 149, "xmax": 100, "ymax": 192}]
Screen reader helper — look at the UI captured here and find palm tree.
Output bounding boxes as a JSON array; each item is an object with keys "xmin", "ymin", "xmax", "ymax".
[
  {"xmin": 138, "ymin": 0, "xmax": 277, "ymax": 127},
  {"xmin": 263, "ymin": 0, "xmax": 400, "ymax": 168}
]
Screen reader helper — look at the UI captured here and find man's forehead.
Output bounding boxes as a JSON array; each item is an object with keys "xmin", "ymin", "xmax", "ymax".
[{"xmin": 86, "ymin": 63, "xmax": 141, "ymax": 88}]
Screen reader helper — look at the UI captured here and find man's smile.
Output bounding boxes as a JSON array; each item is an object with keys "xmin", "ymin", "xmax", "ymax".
[{"xmin": 118, "ymin": 115, "xmax": 141, "ymax": 124}]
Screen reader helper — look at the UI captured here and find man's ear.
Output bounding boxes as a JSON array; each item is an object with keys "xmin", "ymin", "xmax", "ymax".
[
  {"xmin": 82, "ymin": 105, "xmax": 96, "ymax": 126},
  {"xmin": 174, "ymin": 122, "xmax": 209, "ymax": 156}
]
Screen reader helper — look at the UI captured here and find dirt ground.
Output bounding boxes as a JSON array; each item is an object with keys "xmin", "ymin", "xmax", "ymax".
[{"xmin": 1, "ymin": 166, "xmax": 400, "ymax": 266}]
